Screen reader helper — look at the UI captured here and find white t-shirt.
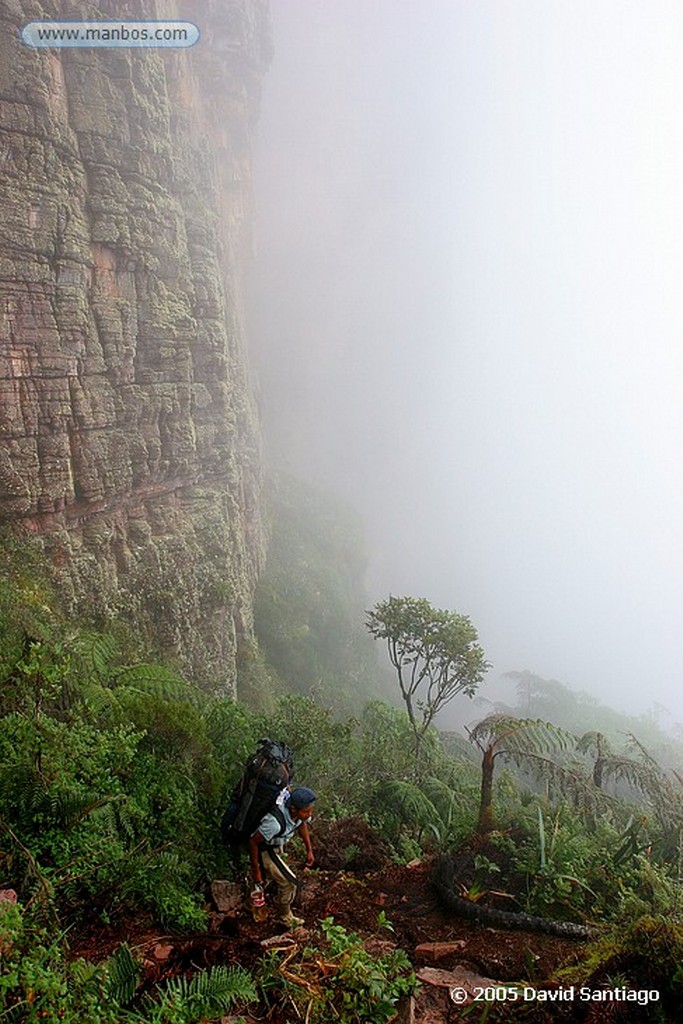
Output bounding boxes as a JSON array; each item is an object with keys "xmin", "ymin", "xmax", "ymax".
[{"xmin": 257, "ymin": 801, "xmax": 301, "ymax": 848}]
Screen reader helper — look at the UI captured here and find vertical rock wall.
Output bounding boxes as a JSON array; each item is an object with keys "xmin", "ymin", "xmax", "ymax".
[{"xmin": 0, "ymin": 0, "xmax": 272, "ymax": 691}]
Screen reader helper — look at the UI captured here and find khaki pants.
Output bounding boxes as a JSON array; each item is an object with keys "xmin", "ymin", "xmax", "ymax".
[{"xmin": 261, "ymin": 847, "xmax": 298, "ymax": 920}]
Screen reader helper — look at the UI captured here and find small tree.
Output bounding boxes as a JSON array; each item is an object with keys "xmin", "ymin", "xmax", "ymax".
[
  {"xmin": 366, "ymin": 596, "xmax": 489, "ymax": 769},
  {"xmin": 467, "ymin": 714, "xmax": 576, "ymax": 836}
]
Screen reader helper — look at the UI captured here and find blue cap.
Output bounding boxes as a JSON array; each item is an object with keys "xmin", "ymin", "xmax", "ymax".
[{"xmin": 288, "ymin": 786, "xmax": 316, "ymax": 809}]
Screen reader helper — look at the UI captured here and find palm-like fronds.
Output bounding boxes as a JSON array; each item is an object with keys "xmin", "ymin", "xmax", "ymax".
[
  {"xmin": 112, "ymin": 664, "xmax": 204, "ymax": 706},
  {"xmin": 513, "ymin": 750, "xmax": 615, "ymax": 817},
  {"xmin": 419, "ymin": 776, "xmax": 469, "ymax": 832},
  {"xmin": 379, "ymin": 779, "xmax": 442, "ymax": 832},
  {"xmin": 616, "ymin": 735, "xmax": 683, "ymax": 833},
  {"xmin": 468, "ymin": 714, "xmax": 574, "ymax": 759},
  {"xmin": 44, "ymin": 791, "xmax": 124, "ymax": 832},
  {"xmin": 0, "ymin": 764, "xmax": 128, "ymax": 841},
  {"xmin": 575, "ymin": 730, "xmax": 683, "ymax": 839},
  {"xmin": 105, "ymin": 943, "xmax": 141, "ymax": 1007},
  {"xmin": 69, "ymin": 631, "xmax": 119, "ymax": 683},
  {"xmin": 0, "ymin": 765, "xmax": 46, "ymax": 822},
  {"xmin": 377, "ymin": 777, "xmax": 475, "ymax": 846},
  {"xmin": 140, "ymin": 965, "xmax": 257, "ymax": 1019},
  {"xmin": 89, "ymin": 798, "xmax": 136, "ymax": 844}
]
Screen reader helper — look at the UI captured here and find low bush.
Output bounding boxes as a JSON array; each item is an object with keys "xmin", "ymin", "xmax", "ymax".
[{"xmin": 258, "ymin": 915, "xmax": 417, "ymax": 1023}]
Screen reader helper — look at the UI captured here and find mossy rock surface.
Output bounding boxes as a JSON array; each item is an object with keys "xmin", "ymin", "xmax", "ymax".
[{"xmin": 0, "ymin": 1, "xmax": 272, "ymax": 693}]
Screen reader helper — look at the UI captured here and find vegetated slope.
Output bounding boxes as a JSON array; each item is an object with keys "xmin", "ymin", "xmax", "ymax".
[
  {"xmin": 70, "ymin": 821, "xmax": 681, "ymax": 1024},
  {"xmin": 2, "ymin": 557, "xmax": 682, "ymax": 1022}
]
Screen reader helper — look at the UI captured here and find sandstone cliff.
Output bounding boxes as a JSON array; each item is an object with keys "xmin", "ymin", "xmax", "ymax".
[{"xmin": 0, "ymin": 0, "xmax": 272, "ymax": 692}]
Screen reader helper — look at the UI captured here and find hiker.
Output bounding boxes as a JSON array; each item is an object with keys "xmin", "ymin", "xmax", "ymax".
[
  {"xmin": 222, "ymin": 739, "xmax": 294, "ymax": 849},
  {"xmin": 248, "ymin": 786, "xmax": 316, "ymax": 928}
]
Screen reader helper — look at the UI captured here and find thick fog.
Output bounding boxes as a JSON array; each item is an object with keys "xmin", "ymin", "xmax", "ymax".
[{"xmin": 246, "ymin": 1, "xmax": 683, "ymax": 726}]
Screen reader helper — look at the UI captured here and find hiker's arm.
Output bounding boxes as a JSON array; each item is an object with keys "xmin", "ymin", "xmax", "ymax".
[
  {"xmin": 249, "ymin": 833, "xmax": 263, "ymax": 885},
  {"xmin": 299, "ymin": 822, "xmax": 314, "ymax": 867}
]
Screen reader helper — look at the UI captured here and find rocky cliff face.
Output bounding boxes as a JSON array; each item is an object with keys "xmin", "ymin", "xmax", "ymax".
[{"xmin": 0, "ymin": 0, "xmax": 272, "ymax": 692}]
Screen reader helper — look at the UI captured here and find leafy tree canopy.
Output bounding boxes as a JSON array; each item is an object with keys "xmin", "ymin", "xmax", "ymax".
[{"xmin": 366, "ymin": 596, "xmax": 489, "ymax": 766}]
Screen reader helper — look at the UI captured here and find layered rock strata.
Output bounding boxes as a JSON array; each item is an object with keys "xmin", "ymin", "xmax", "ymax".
[{"xmin": 0, "ymin": 0, "xmax": 272, "ymax": 691}]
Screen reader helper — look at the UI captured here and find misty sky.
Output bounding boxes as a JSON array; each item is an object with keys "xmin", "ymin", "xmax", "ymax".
[{"xmin": 246, "ymin": 1, "xmax": 683, "ymax": 725}]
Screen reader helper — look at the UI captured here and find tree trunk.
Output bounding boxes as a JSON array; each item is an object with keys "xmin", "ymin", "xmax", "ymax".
[{"xmin": 476, "ymin": 746, "xmax": 496, "ymax": 835}]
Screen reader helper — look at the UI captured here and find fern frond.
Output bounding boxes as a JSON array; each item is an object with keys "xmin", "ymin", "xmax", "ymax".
[
  {"xmin": 508, "ymin": 750, "xmax": 611, "ymax": 815},
  {"xmin": 380, "ymin": 780, "xmax": 441, "ymax": 828},
  {"xmin": 154, "ymin": 849, "xmax": 182, "ymax": 872},
  {"xmin": 113, "ymin": 664, "xmax": 202, "ymax": 705},
  {"xmin": 70, "ymin": 959, "xmax": 99, "ymax": 987},
  {"xmin": 0, "ymin": 765, "xmax": 48, "ymax": 825},
  {"xmin": 601, "ymin": 755, "xmax": 662, "ymax": 795},
  {"xmin": 469, "ymin": 714, "xmax": 574, "ymax": 758},
  {"xmin": 504, "ymin": 718, "xmax": 573, "ymax": 756},
  {"xmin": 576, "ymin": 730, "xmax": 613, "ymax": 757},
  {"xmin": 0, "ymin": 770, "xmax": 125, "ymax": 838},
  {"xmin": 74, "ymin": 796, "xmax": 135, "ymax": 844},
  {"xmin": 86, "ymin": 800, "xmax": 120, "ymax": 840},
  {"xmin": 41, "ymin": 791, "xmax": 121, "ymax": 832},
  {"xmin": 70, "ymin": 631, "xmax": 119, "ymax": 682},
  {"xmin": 105, "ymin": 943, "xmax": 141, "ymax": 1006},
  {"xmin": 80, "ymin": 683, "xmax": 121, "ymax": 720},
  {"xmin": 419, "ymin": 777, "xmax": 466, "ymax": 829},
  {"xmin": 146, "ymin": 964, "xmax": 257, "ymax": 1016}
]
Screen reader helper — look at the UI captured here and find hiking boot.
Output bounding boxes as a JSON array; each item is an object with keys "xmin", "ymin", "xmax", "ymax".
[{"xmin": 279, "ymin": 913, "xmax": 304, "ymax": 929}]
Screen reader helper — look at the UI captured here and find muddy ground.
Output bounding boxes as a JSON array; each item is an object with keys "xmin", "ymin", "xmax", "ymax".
[{"xmin": 72, "ymin": 819, "xmax": 671, "ymax": 1023}]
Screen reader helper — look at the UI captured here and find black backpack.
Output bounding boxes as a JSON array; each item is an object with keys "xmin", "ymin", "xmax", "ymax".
[{"xmin": 221, "ymin": 738, "xmax": 295, "ymax": 846}]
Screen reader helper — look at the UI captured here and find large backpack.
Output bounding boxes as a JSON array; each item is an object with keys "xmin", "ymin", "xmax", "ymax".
[{"xmin": 221, "ymin": 738, "xmax": 294, "ymax": 846}]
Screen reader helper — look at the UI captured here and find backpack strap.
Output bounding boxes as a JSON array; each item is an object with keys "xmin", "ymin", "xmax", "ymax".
[
  {"xmin": 261, "ymin": 806, "xmax": 289, "ymax": 848},
  {"xmin": 272, "ymin": 805, "xmax": 288, "ymax": 839},
  {"xmin": 263, "ymin": 846, "xmax": 300, "ymax": 886}
]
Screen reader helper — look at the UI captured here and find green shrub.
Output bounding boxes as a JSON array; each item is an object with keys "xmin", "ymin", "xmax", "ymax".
[
  {"xmin": 556, "ymin": 913, "xmax": 683, "ymax": 1020},
  {"xmin": 511, "ymin": 804, "xmax": 683, "ymax": 923},
  {"xmin": 0, "ymin": 902, "xmax": 120, "ymax": 1023},
  {"xmin": 259, "ymin": 916, "xmax": 417, "ymax": 1023},
  {"xmin": 0, "ymin": 902, "xmax": 255, "ymax": 1023}
]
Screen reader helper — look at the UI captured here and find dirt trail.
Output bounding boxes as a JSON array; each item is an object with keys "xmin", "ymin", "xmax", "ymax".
[{"xmin": 73, "ymin": 819, "xmax": 591, "ymax": 1022}]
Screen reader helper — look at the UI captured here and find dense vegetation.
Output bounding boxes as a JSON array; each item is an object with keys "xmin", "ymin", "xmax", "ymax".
[{"xmin": 1, "ymin": 525, "xmax": 683, "ymax": 1020}]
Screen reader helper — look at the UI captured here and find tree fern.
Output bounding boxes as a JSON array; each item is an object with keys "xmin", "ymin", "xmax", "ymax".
[
  {"xmin": 467, "ymin": 714, "xmax": 578, "ymax": 835},
  {"xmin": 576, "ymin": 731, "xmax": 683, "ymax": 842},
  {"xmin": 470, "ymin": 714, "xmax": 574, "ymax": 757}
]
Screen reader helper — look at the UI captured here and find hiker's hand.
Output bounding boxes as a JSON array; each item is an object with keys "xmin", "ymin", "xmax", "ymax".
[{"xmin": 305, "ymin": 852, "xmax": 315, "ymax": 868}]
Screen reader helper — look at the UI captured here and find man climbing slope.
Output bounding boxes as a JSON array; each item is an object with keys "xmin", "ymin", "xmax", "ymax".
[{"xmin": 248, "ymin": 786, "xmax": 316, "ymax": 929}]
